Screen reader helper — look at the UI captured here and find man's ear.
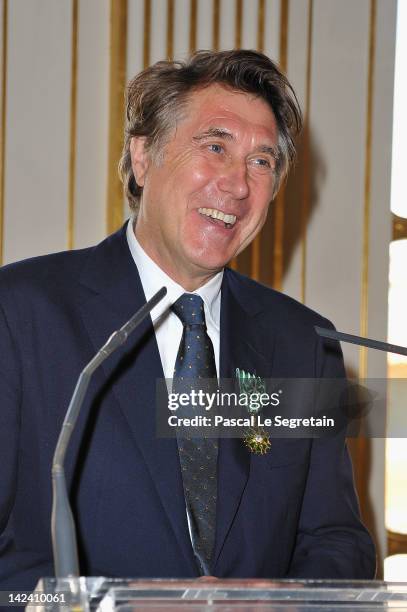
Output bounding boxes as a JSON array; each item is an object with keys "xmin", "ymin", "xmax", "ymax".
[{"xmin": 130, "ymin": 137, "xmax": 149, "ymax": 187}]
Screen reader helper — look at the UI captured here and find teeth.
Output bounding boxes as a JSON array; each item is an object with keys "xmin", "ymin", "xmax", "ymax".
[{"xmin": 198, "ymin": 207, "xmax": 237, "ymax": 226}]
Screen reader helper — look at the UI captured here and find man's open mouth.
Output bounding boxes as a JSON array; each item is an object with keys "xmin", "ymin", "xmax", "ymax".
[{"xmin": 198, "ymin": 207, "xmax": 237, "ymax": 229}]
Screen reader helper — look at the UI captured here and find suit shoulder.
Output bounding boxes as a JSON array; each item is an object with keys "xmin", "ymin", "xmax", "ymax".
[
  {"xmin": 0, "ymin": 246, "xmax": 95, "ymax": 296},
  {"xmin": 225, "ymin": 268, "xmax": 333, "ymax": 330}
]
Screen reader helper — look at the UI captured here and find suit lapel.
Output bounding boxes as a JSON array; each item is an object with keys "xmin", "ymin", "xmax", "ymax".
[
  {"xmin": 76, "ymin": 230, "xmax": 276, "ymax": 574},
  {"xmin": 213, "ymin": 270, "xmax": 274, "ymax": 568},
  {"xmin": 77, "ymin": 225, "xmax": 197, "ymax": 572}
]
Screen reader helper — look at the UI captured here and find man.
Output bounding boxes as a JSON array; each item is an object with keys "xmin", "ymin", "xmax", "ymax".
[{"xmin": 0, "ymin": 50, "xmax": 375, "ymax": 590}]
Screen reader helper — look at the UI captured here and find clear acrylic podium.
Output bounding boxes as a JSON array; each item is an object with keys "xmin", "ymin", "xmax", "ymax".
[{"xmin": 32, "ymin": 577, "xmax": 407, "ymax": 611}]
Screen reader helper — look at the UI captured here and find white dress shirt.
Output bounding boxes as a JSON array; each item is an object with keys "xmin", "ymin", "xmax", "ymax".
[
  {"xmin": 126, "ymin": 218, "xmax": 223, "ymax": 551},
  {"xmin": 126, "ymin": 217, "xmax": 222, "ymax": 384}
]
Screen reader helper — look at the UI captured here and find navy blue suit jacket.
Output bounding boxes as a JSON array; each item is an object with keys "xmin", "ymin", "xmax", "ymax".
[{"xmin": 0, "ymin": 224, "xmax": 375, "ymax": 589}]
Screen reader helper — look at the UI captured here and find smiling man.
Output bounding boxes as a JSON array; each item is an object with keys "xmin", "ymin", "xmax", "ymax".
[
  {"xmin": 130, "ymin": 83, "xmax": 279, "ymax": 288},
  {"xmin": 0, "ymin": 50, "xmax": 375, "ymax": 590}
]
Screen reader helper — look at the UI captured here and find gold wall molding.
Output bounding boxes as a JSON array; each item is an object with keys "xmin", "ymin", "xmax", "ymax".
[
  {"xmin": 250, "ymin": 234, "xmax": 261, "ymax": 281},
  {"xmin": 143, "ymin": 0, "xmax": 151, "ymax": 69},
  {"xmin": 0, "ymin": 0, "xmax": 8, "ymax": 265},
  {"xmin": 387, "ymin": 529, "xmax": 407, "ymax": 556},
  {"xmin": 212, "ymin": 0, "xmax": 220, "ymax": 51},
  {"xmin": 189, "ymin": 0, "xmax": 197, "ymax": 53},
  {"xmin": 272, "ymin": 0, "xmax": 289, "ymax": 290},
  {"xmin": 106, "ymin": 0, "xmax": 128, "ymax": 234},
  {"xmin": 167, "ymin": 0, "xmax": 174, "ymax": 60},
  {"xmin": 348, "ymin": 436, "xmax": 369, "ymax": 530},
  {"xmin": 250, "ymin": 0, "xmax": 273, "ymax": 282},
  {"xmin": 67, "ymin": 0, "xmax": 78, "ymax": 250},
  {"xmin": 359, "ymin": 0, "xmax": 376, "ymax": 379},
  {"xmin": 257, "ymin": 0, "xmax": 265, "ymax": 52},
  {"xmin": 230, "ymin": 0, "xmax": 241, "ymax": 271},
  {"xmin": 235, "ymin": 0, "xmax": 242, "ymax": 49},
  {"xmin": 392, "ymin": 212, "xmax": 407, "ymax": 242},
  {"xmin": 350, "ymin": 0, "xmax": 377, "ymax": 553},
  {"xmin": 300, "ymin": 0, "xmax": 314, "ymax": 304}
]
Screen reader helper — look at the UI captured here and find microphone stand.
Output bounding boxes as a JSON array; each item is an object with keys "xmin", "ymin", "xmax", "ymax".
[
  {"xmin": 51, "ymin": 287, "xmax": 167, "ymax": 579},
  {"xmin": 315, "ymin": 326, "xmax": 407, "ymax": 439},
  {"xmin": 315, "ymin": 326, "xmax": 407, "ymax": 358}
]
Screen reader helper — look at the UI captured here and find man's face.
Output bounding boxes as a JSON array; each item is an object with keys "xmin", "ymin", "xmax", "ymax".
[{"xmin": 132, "ymin": 84, "xmax": 279, "ymax": 289}]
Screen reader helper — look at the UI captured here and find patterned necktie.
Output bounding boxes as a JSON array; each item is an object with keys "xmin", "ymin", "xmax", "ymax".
[{"xmin": 171, "ymin": 293, "xmax": 218, "ymax": 575}]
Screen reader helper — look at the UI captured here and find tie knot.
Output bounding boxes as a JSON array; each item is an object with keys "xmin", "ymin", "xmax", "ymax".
[{"xmin": 171, "ymin": 293, "xmax": 206, "ymax": 327}]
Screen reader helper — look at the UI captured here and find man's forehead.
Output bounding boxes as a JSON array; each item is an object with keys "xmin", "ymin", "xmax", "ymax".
[
  {"xmin": 190, "ymin": 112, "xmax": 278, "ymax": 148},
  {"xmin": 183, "ymin": 84, "xmax": 278, "ymax": 141}
]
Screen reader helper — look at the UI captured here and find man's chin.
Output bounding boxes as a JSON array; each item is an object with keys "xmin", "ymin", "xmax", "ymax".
[
  {"xmin": 181, "ymin": 242, "xmax": 239, "ymax": 281},
  {"xmin": 190, "ymin": 243, "xmax": 237, "ymax": 268},
  {"xmin": 192, "ymin": 256, "xmax": 231, "ymax": 276}
]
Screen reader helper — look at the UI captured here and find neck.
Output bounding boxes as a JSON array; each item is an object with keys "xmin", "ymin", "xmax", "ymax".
[{"xmin": 134, "ymin": 232, "xmax": 220, "ymax": 292}]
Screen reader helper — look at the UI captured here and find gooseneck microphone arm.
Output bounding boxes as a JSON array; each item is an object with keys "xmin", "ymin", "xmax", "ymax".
[
  {"xmin": 51, "ymin": 287, "xmax": 167, "ymax": 578},
  {"xmin": 315, "ymin": 326, "xmax": 407, "ymax": 357}
]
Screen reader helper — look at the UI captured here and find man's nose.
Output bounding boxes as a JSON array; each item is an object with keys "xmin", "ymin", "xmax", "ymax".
[{"xmin": 217, "ymin": 161, "xmax": 250, "ymax": 199}]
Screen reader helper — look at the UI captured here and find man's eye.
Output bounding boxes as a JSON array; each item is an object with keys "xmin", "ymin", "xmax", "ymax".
[
  {"xmin": 254, "ymin": 158, "xmax": 271, "ymax": 167},
  {"xmin": 208, "ymin": 143, "xmax": 223, "ymax": 154}
]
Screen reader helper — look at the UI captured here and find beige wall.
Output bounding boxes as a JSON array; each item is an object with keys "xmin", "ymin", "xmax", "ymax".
[{"xmin": 0, "ymin": 0, "xmax": 397, "ymax": 569}]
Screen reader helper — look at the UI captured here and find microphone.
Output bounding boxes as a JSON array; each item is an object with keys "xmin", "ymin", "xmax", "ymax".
[
  {"xmin": 51, "ymin": 287, "xmax": 167, "ymax": 578},
  {"xmin": 315, "ymin": 326, "xmax": 407, "ymax": 357}
]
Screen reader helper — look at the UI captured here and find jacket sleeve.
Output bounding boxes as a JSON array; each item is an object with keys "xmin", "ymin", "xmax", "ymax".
[
  {"xmin": 0, "ymin": 284, "xmax": 59, "ymax": 589},
  {"xmin": 0, "ymin": 298, "xmax": 21, "ymax": 542},
  {"xmin": 286, "ymin": 321, "xmax": 377, "ymax": 579}
]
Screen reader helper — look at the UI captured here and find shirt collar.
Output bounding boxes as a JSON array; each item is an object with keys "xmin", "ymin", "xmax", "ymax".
[{"xmin": 126, "ymin": 218, "xmax": 222, "ymax": 330}]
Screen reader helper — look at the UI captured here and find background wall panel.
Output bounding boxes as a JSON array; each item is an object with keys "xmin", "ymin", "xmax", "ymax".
[
  {"xmin": 241, "ymin": 0, "xmax": 258, "ymax": 49},
  {"xmin": 127, "ymin": 0, "xmax": 144, "ymax": 77},
  {"xmin": 0, "ymin": 0, "xmax": 7, "ymax": 265},
  {"xmin": 282, "ymin": 0, "xmax": 310, "ymax": 303},
  {"xmin": 196, "ymin": 0, "xmax": 214, "ymax": 50},
  {"xmin": 74, "ymin": 0, "xmax": 110, "ymax": 249},
  {"xmin": 150, "ymin": 0, "xmax": 168, "ymax": 63},
  {"xmin": 364, "ymin": 0, "xmax": 397, "ymax": 565},
  {"xmin": 263, "ymin": 0, "xmax": 280, "ymax": 62},
  {"xmin": 0, "ymin": 0, "xmax": 398, "ymax": 571},
  {"xmin": 174, "ymin": 0, "xmax": 191, "ymax": 59},
  {"xmin": 3, "ymin": 0, "xmax": 72, "ymax": 263},
  {"xmin": 218, "ymin": 0, "xmax": 235, "ymax": 50},
  {"xmin": 305, "ymin": 0, "xmax": 370, "ymax": 371}
]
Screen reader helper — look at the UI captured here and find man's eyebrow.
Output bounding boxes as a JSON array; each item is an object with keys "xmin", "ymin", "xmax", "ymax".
[
  {"xmin": 255, "ymin": 144, "xmax": 279, "ymax": 159},
  {"xmin": 192, "ymin": 128, "xmax": 279, "ymax": 159},
  {"xmin": 192, "ymin": 127, "xmax": 234, "ymax": 142}
]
